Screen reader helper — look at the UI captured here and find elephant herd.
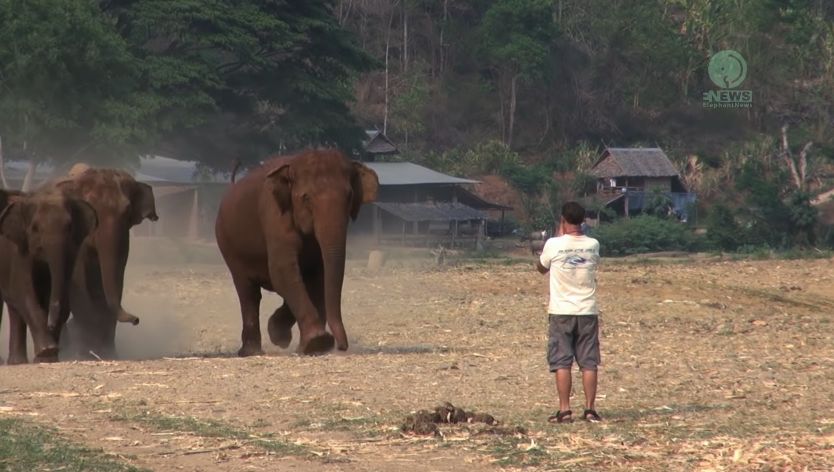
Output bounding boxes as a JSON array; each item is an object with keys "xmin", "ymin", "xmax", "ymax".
[
  {"xmin": 0, "ymin": 164, "xmax": 157, "ymax": 364},
  {"xmin": 0, "ymin": 149, "xmax": 379, "ymax": 365}
]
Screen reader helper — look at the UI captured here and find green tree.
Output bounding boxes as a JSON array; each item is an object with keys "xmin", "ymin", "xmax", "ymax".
[
  {"xmin": 0, "ymin": 0, "xmax": 148, "ymax": 172},
  {"xmin": 106, "ymin": 0, "xmax": 377, "ymax": 168},
  {"xmin": 478, "ymin": 0, "xmax": 558, "ymax": 148},
  {"xmin": 786, "ymin": 191, "xmax": 817, "ymax": 246},
  {"xmin": 705, "ymin": 203, "xmax": 742, "ymax": 251},
  {"xmin": 391, "ymin": 70, "xmax": 429, "ymax": 149}
]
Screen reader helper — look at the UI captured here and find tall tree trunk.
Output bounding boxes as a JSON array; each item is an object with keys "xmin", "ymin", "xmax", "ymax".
[
  {"xmin": 0, "ymin": 136, "xmax": 9, "ymax": 189},
  {"xmin": 557, "ymin": 0, "xmax": 563, "ymax": 25},
  {"xmin": 402, "ymin": 1, "xmax": 409, "ymax": 73},
  {"xmin": 507, "ymin": 73, "xmax": 520, "ymax": 148},
  {"xmin": 439, "ymin": 0, "xmax": 449, "ymax": 75},
  {"xmin": 383, "ymin": 2, "xmax": 397, "ymax": 134},
  {"xmin": 337, "ymin": 0, "xmax": 354, "ymax": 26},
  {"xmin": 497, "ymin": 74, "xmax": 506, "ymax": 144},
  {"xmin": 537, "ymin": 101, "xmax": 551, "ymax": 147}
]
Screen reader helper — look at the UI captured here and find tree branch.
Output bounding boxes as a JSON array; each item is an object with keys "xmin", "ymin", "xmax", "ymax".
[
  {"xmin": 781, "ymin": 124, "xmax": 802, "ymax": 190},
  {"xmin": 798, "ymin": 141, "xmax": 812, "ymax": 189}
]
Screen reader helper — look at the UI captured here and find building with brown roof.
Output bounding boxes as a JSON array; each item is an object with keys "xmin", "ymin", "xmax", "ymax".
[{"xmin": 590, "ymin": 147, "xmax": 696, "ymax": 220}]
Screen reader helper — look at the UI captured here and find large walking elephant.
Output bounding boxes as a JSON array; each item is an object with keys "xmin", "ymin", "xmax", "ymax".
[
  {"xmin": 0, "ymin": 189, "xmax": 98, "ymax": 364},
  {"xmin": 215, "ymin": 149, "xmax": 378, "ymax": 356},
  {"xmin": 52, "ymin": 166, "xmax": 158, "ymax": 359}
]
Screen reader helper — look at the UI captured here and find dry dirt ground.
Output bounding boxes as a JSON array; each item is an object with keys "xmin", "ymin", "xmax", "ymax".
[{"xmin": 1, "ymin": 248, "xmax": 834, "ymax": 471}]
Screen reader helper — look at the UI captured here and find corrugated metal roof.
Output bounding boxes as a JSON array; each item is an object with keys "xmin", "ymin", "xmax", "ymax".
[
  {"xmin": 152, "ymin": 185, "xmax": 197, "ymax": 198},
  {"xmin": 591, "ymin": 148, "xmax": 679, "ymax": 178},
  {"xmin": 374, "ymin": 202, "xmax": 486, "ymax": 222},
  {"xmin": 137, "ymin": 156, "xmax": 232, "ymax": 184},
  {"xmin": 365, "ymin": 162, "xmax": 478, "ymax": 186},
  {"xmin": 1, "ymin": 161, "xmax": 56, "ymax": 182}
]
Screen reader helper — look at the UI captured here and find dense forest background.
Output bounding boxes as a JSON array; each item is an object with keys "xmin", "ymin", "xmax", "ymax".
[{"xmin": 2, "ymin": 0, "xmax": 834, "ymax": 249}]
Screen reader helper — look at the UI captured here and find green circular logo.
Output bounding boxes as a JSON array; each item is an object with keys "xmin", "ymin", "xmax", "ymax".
[{"xmin": 708, "ymin": 50, "xmax": 747, "ymax": 89}]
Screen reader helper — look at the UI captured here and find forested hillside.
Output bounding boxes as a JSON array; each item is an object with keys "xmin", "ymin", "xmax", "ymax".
[
  {"xmin": 1, "ymin": 1, "xmax": 834, "ymax": 247},
  {"xmin": 348, "ymin": 0, "xmax": 834, "ymax": 162}
]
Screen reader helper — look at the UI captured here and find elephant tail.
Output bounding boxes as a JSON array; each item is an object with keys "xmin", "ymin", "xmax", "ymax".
[{"xmin": 230, "ymin": 159, "xmax": 242, "ymax": 184}]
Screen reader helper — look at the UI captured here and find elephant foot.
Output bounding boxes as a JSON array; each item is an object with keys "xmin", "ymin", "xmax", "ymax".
[
  {"xmin": 34, "ymin": 352, "xmax": 59, "ymax": 363},
  {"xmin": 268, "ymin": 307, "xmax": 295, "ymax": 348},
  {"xmin": 336, "ymin": 339, "xmax": 349, "ymax": 351},
  {"xmin": 238, "ymin": 344, "xmax": 265, "ymax": 357},
  {"xmin": 6, "ymin": 354, "xmax": 28, "ymax": 365},
  {"xmin": 298, "ymin": 331, "xmax": 334, "ymax": 355}
]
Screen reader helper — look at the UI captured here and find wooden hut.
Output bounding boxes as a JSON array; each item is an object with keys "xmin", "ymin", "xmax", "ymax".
[{"xmin": 590, "ymin": 147, "xmax": 696, "ymax": 220}]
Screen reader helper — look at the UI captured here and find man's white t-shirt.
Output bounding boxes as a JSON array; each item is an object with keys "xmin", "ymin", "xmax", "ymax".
[{"xmin": 539, "ymin": 234, "xmax": 600, "ymax": 315}]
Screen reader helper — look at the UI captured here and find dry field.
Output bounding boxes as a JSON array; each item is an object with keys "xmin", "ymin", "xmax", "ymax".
[{"xmin": 1, "ymin": 246, "xmax": 834, "ymax": 471}]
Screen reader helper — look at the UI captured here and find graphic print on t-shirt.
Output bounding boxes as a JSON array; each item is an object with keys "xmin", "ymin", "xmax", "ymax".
[{"xmin": 563, "ymin": 254, "xmax": 589, "ymax": 268}]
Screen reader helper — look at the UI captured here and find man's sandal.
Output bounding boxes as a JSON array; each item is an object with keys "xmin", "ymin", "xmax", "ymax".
[
  {"xmin": 583, "ymin": 409, "xmax": 602, "ymax": 423},
  {"xmin": 548, "ymin": 410, "xmax": 573, "ymax": 424}
]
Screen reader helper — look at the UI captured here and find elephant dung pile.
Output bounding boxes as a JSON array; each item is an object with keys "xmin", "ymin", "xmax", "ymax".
[{"xmin": 401, "ymin": 402, "xmax": 525, "ymax": 437}]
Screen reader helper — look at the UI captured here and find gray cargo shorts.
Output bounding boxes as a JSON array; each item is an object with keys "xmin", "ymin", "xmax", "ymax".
[{"xmin": 547, "ymin": 314, "xmax": 600, "ymax": 372}]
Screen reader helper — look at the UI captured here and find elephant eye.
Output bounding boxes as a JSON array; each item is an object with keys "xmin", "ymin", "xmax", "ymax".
[{"xmin": 301, "ymin": 193, "xmax": 311, "ymax": 203}]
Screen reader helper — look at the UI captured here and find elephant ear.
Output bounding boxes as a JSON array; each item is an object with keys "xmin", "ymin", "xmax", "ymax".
[
  {"xmin": 266, "ymin": 164, "xmax": 292, "ymax": 213},
  {"xmin": 0, "ymin": 201, "xmax": 30, "ymax": 253},
  {"xmin": 350, "ymin": 162, "xmax": 379, "ymax": 221},
  {"xmin": 129, "ymin": 182, "xmax": 158, "ymax": 226},
  {"xmin": 68, "ymin": 199, "xmax": 98, "ymax": 245}
]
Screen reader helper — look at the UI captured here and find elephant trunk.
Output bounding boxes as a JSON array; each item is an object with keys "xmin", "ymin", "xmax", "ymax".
[
  {"xmin": 315, "ymin": 218, "xmax": 349, "ymax": 351},
  {"xmin": 45, "ymin": 244, "xmax": 68, "ymax": 335},
  {"xmin": 97, "ymin": 220, "xmax": 139, "ymax": 326}
]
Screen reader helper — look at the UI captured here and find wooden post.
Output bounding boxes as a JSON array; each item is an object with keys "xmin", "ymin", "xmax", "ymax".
[
  {"xmin": 367, "ymin": 250, "xmax": 385, "ymax": 274},
  {"xmin": 372, "ymin": 205, "xmax": 381, "ymax": 244},
  {"xmin": 624, "ymin": 192, "xmax": 630, "ymax": 218},
  {"xmin": 476, "ymin": 219, "xmax": 485, "ymax": 251}
]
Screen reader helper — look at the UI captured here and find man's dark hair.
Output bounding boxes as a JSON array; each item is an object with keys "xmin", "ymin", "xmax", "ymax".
[{"xmin": 561, "ymin": 201, "xmax": 585, "ymax": 225}]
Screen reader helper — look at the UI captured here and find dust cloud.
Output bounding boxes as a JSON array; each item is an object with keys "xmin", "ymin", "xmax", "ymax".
[
  {"xmin": 0, "ymin": 232, "xmax": 383, "ymax": 364},
  {"xmin": 113, "ymin": 288, "xmax": 194, "ymax": 360}
]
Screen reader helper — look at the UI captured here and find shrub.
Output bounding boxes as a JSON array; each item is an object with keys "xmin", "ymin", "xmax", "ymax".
[
  {"xmin": 593, "ymin": 215, "xmax": 700, "ymax": 256},
  {"xmin": 705, "ymin": 203, "xmax": 742, "ymax": 251}
]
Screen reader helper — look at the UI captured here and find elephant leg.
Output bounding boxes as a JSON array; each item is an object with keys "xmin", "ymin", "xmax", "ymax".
[
  {"xmin": 267, "ymin": 304, "xmax": 295, "ymax": 349},
  {"xmin": 268, "ymin": 270, "xmax": 325, "ymax": 349},
  {"xmin": 20, "ymin": 291, "xmax": 59, "ymax": 360},
  {"xmin": 305, "ymin": 270, "xmax": 327, "ymax": 329},
  {"xmin": 232, "ymin": 273, "xmax": 264, "ymax": 357},
  {"xmin": 7, "ymin": 307, "xmax": 28, "ymax": 365},
  {"xmin": 268, "ymin": 261, "xmax": 332, "ymax": 355},
  {"xmin": 0, "ymin": 302, "xmax": 3, "ymax": 365}
]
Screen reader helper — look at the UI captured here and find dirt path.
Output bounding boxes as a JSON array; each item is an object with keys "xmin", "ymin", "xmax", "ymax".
[{"xmin": 2, "ymin": 255, "xmax": 834, "ymax": 470}]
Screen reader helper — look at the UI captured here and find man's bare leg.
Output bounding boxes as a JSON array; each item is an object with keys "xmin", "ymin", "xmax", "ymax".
[
  {"xmin": 582, "ymin": 369, "xmax": 597, "ymax": 410},
  {"xmin": 556, "ymin": 368, "xmax": 572, "ymax": 412}
]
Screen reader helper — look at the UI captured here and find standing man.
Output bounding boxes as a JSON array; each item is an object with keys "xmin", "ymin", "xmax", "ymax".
[{"xmin": 536, "ymin": 201, "xmax": 602, "ymax": 423}]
